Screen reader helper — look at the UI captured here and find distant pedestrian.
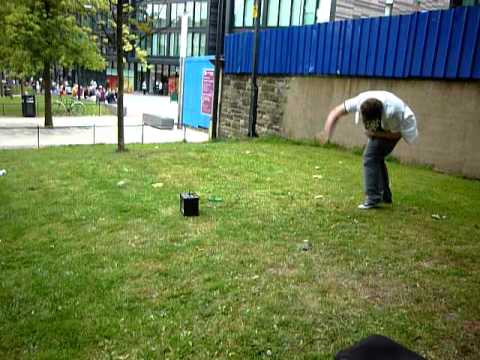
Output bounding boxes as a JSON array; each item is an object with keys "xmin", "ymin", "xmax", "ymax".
[
  {"xmin": 318, "ymin": 90, "xmax": 418, "ymax": 209},
  {"xmin": 142, "ymin": 80, "xmax": 147, "ymax": 95}
]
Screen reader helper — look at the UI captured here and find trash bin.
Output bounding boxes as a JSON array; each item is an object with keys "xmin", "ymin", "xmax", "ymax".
[{"xmin": 22, "ymin": 95, "xmax": 36, "ymax": 117}]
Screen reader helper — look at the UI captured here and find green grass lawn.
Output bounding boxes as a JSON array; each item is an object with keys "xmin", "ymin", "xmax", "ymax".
[
  {"xmin": 0, "ymin": 138, "xmax": 479, "ymax": 359},
  {"xmin": 0, "ymin": 95, "xmax": 112, "ymax": 117}
]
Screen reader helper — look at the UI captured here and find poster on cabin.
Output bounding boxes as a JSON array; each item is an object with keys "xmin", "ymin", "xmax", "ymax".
[{"xmin": 201, "ymin": 70, "xmax": 214, "ymax": 116}]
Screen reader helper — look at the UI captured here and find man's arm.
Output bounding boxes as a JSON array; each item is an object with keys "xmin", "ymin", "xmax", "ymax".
[{"xmin": 316, "ymin": 104, "xmax": 347, "ymax": 144}]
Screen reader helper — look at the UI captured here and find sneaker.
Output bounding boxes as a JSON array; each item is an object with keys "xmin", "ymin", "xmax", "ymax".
[{"xmin": 358, "ymin": 201, "xmax": 380, "ymax": 210}]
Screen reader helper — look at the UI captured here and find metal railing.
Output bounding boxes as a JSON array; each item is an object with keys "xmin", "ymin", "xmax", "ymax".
[{"xmin": 0, "ymin": 123, "xmax": 198, "ymax": 149}]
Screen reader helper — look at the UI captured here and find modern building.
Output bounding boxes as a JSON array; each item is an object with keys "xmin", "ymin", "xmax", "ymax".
[{"xmin": 93, "ymin": 0, "xmax": 476, "ymax": 93}]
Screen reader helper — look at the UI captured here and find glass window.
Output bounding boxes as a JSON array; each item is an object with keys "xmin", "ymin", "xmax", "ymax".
[
  {"xmin": 186, "ymin": 2, "xmax": 194, "ymax": 27},
  {"xmin": 279, "ymin": 0, "xmax": 291, "ymax": 26},
  {"xmin": 177, "ymin": 2, "xmax": 185, "ymax": 22},
  {"xmin": 200, "ymin": 2, "xmax": 208, "ymax": 26},
  {"xmin": 291, "ymin": 0, "xmax": 304, "ymax": 26},
  {"xmin": 171, "ymin": 3, "xmax": 178, "ymax": 26},
  {"xmin": 194, "ymin": 2, "xmax": 201, "ymax": 27},
  {"xmin": 159, "ymin": 33, "xmax": 167, "ymax": 56},
  {"xmin": 152, "ymin": 33, "xmax": 158, "ymax": 56},
  {"xmin": 304, "ymin": 0, "xmax": 316, "ymax": 24},
  {"xmin": 267, "ymin": 0, "xmax": 280, "ymax": 27},
  {"xmin": 200, "ymin": 33, "xmax": 206, "ymax": 55},
  {"xmin": 147, "ymin": 3, "xmax": 153, "ymax": 17},
  {"xmin": 234, "ymin": 0, "xmax": 244, "ymax": 27},
  {"xmin": 169, "ymin": 33, "xmax": 179, "ymax": 56},
  {"xmin": 159, "ymin": 5, "xmax": 167, "ymax": 27},
  {"xmin": 187, "ymin": 32, "xmax": 193, "ymax": 56},
  {"xmin": 147, "ymin": 34, "xmax": 152, "ymax": 56},
  {"xmin": 193, "ymin": 33, "xmax": 200, "ymax": 56},
  {"xmin": 244, "ymin": 0, "xmax": 254, "ymax": 27}
]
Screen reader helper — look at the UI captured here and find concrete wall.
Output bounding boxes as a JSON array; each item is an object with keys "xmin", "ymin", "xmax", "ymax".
[{"xmin": 220, "ymin": 75, "xmax": 480, "ymax": 179}]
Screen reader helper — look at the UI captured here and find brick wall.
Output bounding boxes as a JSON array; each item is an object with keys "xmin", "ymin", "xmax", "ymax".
[
  {"xmin": 219, "ymin": 74, "xmax": 480, "ymax": 178},
  {"xmin": 219, "ymin": 75, "xmax": 289, "ymax": 137}
]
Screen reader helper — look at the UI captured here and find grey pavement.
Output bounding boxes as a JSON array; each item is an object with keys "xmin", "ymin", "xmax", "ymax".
[{"xmin": 0, "ymin": 94, "xmax": 209, "ymax": 149}]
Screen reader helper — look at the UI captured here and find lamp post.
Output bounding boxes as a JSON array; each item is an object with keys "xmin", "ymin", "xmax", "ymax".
[{"xmin": 248, "ymin": 0, "xmax": 262, "ymax": 137}]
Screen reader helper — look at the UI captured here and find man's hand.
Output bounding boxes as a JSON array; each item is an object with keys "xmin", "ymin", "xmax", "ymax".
[{"xmin": 315, "ymin": 131, "xmax": 329, "ymax": 145}]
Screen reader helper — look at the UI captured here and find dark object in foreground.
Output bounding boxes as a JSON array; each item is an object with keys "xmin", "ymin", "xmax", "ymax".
[
  {"xmin": 335, "ymin": 335, "xmax": 425, "ymax": 360},
  {"xmin": 180, "ymin": 192, "xmax": 199, "ymax": 216}
]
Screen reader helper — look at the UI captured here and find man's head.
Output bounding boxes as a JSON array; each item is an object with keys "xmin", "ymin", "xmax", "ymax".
[{"xmin": 360, "ymin": 98, "xmax": 383, "ymax": 131}]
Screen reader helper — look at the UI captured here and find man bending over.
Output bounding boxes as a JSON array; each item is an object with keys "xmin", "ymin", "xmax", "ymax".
[{"xmin": 320, "ymin": 91, "xmax": 418, "ymax": 209}]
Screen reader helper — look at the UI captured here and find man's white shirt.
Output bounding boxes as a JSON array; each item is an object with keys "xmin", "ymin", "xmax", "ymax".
[{"xmin": 344, "ymin": 90, "xmax": 418, "ymax": 144}]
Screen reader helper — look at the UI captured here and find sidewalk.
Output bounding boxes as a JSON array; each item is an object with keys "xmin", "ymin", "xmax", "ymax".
[
  {"xmin": 0, "ymin": 115, "xmax": 208, "ymax": 149},
  {"xmin": 0, "ymin": 94, "xmax": 209, "ymax": 149}
]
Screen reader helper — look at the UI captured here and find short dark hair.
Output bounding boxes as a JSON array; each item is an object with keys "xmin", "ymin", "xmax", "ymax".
[{"xmin": 360, "ymin": 98, "xmax": 383, "ymax": 131}]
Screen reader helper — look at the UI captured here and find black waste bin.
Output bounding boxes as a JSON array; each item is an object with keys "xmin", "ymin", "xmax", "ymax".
[{"xmin": 22, "ymin": 95, "xmax": 36, "ymax": 117}]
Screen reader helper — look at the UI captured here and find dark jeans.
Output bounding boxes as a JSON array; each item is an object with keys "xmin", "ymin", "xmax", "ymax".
[{"xmin": 363, "ymin": 137, "xmax": 399, "ymax": 203}]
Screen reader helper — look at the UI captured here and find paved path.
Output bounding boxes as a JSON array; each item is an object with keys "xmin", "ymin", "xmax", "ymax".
[
  {"xmin": 123, "ymin": 93, "xmax": 179, "ymax": 120},
  {"xmin": 0, "ymin": 94, "xmax": 209, "ymax": 149}
]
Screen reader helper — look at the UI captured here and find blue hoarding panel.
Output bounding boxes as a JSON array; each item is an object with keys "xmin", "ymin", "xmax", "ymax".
[
  {"xmin": 375, "ymin": 17, "xmax": 390, "ymax": 76},
  {"xmin": 315, "ymin": 24, "xmax": 326, "ymax": 74},
  {"xmin": 411, "ymin": 12, "xmax": 429, "ymax": 77},
  {"xmin": 446, "ymin": 7, "xmax": 468, "ymax": 78},
  {"xmin": 394, "ymin": 16, "xmax": 411, "ymax": 78},
  {"xmin": 308, "ymin": 25, "xmax": 318, "ymax": 74},
  {"xmin": 422, "ymin": 10, "xmax": 441, "ymax": 77},
  {"xmin": 404, "ymin": 13, "xmax": 418, "ymax": 78},
  {"xmin": 358, "ymin": 19, "xmax": 370, "ymax": 76},
  {"xmin": 367, "ymin": 18, "xmax": 380, "ymax": 76},
  {"xmin": 434, "ymin": 10, "xmax": 454, "ymax": 78},
  {"xmin": 223, "ymin": 7, "xmax": 480, "ymax": 80},
  {"xmin": 385, "ymin": 16, "xmax": 400, "ymax": 77},
  {"xmin": 341, "ymin": 20, "xmax": 354, "ymax": 75},
  {"xmin": 459, "ymin": 7, "xmax": 480, "ymax": 78},
  {"xmin": 182, "ymin": 56, "xmax": 214, "ymax": 129}
]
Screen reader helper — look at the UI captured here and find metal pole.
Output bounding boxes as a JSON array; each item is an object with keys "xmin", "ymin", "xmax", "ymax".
[
  {"xmin": 211, "ymin": 0, "xmax": 226, "ymax": 140},
  {"xmin": 37, "ymin": 125, "xmax": 40, "ymax": 149},
  {"xmin": 141, "ymin": 123, "xmax": 144, "ymax": 144},
  {"xmin": 93, "ymin": 124, "xmax": 96, "ymax": 144},
  {"xmin": 248, "ymin": 0, "xmax": 262, "ymax": 138}
]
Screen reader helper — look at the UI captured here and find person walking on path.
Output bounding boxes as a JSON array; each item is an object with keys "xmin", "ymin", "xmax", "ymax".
[
  {"xmin": 318, "ymin": 90, "xmax": 418, "ymax": 209},
  {"xmin": 142, "ymin": 80, "xmax": 147, "ymax": 95}
]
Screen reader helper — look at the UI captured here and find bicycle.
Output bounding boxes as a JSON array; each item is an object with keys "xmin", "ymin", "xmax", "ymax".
[{"xmin": 53, "ymin": 96, "xmax": 85, "ymax": 116}]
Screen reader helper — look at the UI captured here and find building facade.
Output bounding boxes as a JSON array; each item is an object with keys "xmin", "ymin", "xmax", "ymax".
[{"xmin": 107, "ymin": 0, "xmax": 469, "ymax": 93}]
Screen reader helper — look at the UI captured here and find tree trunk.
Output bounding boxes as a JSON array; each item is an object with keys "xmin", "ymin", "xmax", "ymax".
[
  {"xmin": 43, "ymin": 62, "xmax": 53, "ymax": 127},
  {"xmin": 20, "ymin": 79, "xmax": 24, "ymax": 96},
  {"xmin": 116, "ymin": 0, "xmax": 125, "ymax": 152},
  {"xmin": 0, "ymin": 72, "xmax": 4, "ymax": 97}
]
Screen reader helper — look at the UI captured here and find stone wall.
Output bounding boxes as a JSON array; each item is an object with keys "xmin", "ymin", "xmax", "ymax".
[
  {"xmin": 219, "ymin": 74, "xmax": 480, "ymax": 179},
  {"xmin": 219, "ymin": 75, "xmax": 288, "ymax": 137}
]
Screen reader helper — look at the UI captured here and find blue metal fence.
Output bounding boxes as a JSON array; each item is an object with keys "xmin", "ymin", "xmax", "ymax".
[{"xmin": 224, "ymin": 6, "xmax": 480, "ymax": 79}]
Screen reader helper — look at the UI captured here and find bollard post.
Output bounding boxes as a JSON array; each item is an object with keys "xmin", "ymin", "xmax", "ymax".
[
  {"xmin": 141, "ymin": 123, "xmax": 144, "ymax": 144},
  {"xmin": 37, "ymin": 125, "xmax": 40, "ymax": 149}
]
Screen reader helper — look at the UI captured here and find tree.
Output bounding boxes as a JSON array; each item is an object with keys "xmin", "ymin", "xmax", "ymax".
[
  {"xmin": 95, "ymin": 0, "xmax": 148, "ymax": 152},
  {"xmin": 3, "ymin": 0, "xmax": 105, "ymax": 126}
]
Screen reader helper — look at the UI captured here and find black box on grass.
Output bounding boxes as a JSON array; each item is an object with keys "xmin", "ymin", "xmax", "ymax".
[{"xmin": 180, "ymin": 192, "xmax": 199, "ymax": 216}]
